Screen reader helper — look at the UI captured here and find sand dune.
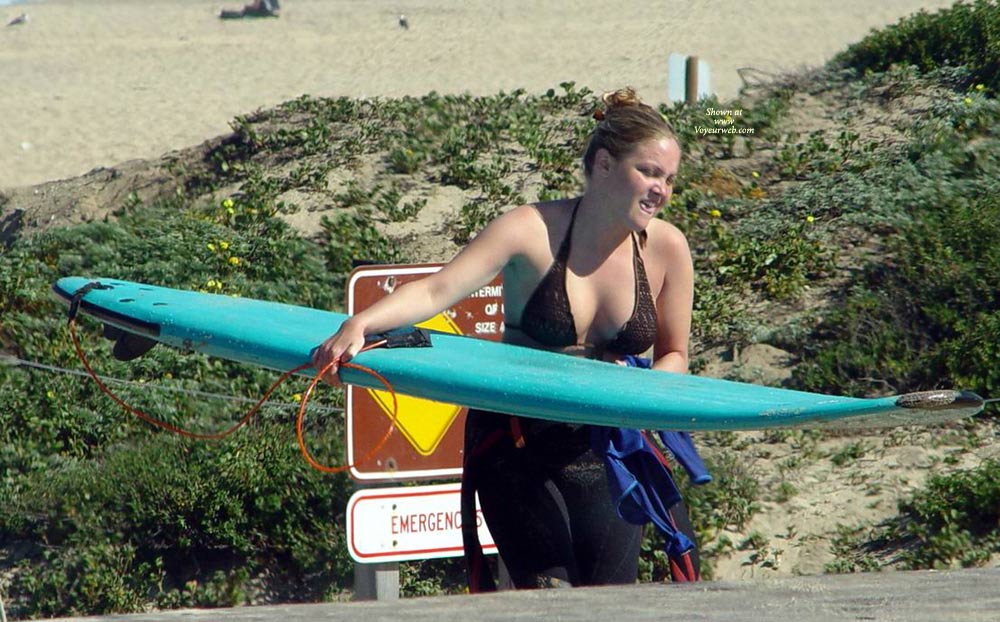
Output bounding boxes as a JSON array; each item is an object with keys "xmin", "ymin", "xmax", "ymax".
[{"xmin": 0, "ymin": 0, "xmax": 957, "ymax": 190}]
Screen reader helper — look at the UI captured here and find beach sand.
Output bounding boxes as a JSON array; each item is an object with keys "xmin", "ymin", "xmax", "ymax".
[{"xmin": 0, "ymin": 0, "xmax": 958, "ymax": 191}]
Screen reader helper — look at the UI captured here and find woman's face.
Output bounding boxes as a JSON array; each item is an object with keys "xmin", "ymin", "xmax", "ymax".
[{"xmin": 602, "ymin": 136, "xmax": 680, "ymax": 230}]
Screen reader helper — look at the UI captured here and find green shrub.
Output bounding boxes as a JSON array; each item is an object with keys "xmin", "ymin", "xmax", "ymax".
[
  {"xmin": 790, "ymin": 73, "xmax": 1000, "ymax": 398},
  {"xmin": 4, "ymin": 426, "xmax": 355, "ymax": 618},
  {"xmin": 11, "ymin": 542, "xmax": 160, "ymax": 618},
  {"xmin": 792, "ymin": 189, "xmax": 1000, "ymax": 397},
  {"xmin": 895, "ymin": 459, "xmax": 1000, "ymax": 569},
  {"xmin": 320, "ymin": 209, "xmax": 402, "ymax": 277},
  {"xmin": 834, "ymin": 0, "xmax": 1000, "ymax": 93},
  {"xmin": 0, "ymin": 185, "xmax": 349, "ymax": 616},
  {"xmin": 829, "ymin": 460, "xmax": 1000, "ymax": 573}
]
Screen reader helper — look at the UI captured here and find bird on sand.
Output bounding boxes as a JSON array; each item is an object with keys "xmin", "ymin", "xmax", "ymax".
[
  {"xmin": 398, "ymin": 14, "xmax": 409, "ymax": 30},
  {"xmin": 7, "ymin": 13, "xmax": 28, "ymax": 27}
]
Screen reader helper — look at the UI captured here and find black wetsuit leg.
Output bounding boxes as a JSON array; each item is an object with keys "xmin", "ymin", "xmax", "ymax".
[
  {"xmin": 550, "ymin": 457, "xmax": 642, "ymax": 585},
  {"xmin": 462, "ymin": 409, "xmax": 640, "ymax": 589}
]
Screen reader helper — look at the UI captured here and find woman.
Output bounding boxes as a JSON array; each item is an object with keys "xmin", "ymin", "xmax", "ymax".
[{"xmin": 313, "ymin": 88, "xmax": 695, "ymax": 589}]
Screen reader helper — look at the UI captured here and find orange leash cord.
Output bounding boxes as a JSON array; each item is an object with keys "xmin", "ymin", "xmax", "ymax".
[
  {"xmin": 297, "ymin": 345, "xmax": 397, "ymax": 474},
  {"xmin": 68, "ymin": 318, "xmax": 396, "ymax": 473}
]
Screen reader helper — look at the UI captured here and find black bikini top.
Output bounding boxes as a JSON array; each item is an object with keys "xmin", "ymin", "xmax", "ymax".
[{"xmin": 505, "ymin": 201, "xmax": 658, "ymax": 355}]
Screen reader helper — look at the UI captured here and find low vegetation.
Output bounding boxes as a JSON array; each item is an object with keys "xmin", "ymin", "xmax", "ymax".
[{"xmin": 1, "ymin": 1, "xmax": 998, "ymax": 616}]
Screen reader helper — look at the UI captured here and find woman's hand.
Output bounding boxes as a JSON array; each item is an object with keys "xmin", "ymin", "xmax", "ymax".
[{"xmin": 311, "ymin": 318, "xmax": 367, "ymax": 385}]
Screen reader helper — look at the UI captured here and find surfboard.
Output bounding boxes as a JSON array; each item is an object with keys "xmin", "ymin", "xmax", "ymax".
[{"xmin": 52, "ymin": 276, "xmax": 985, "ymax": 431}]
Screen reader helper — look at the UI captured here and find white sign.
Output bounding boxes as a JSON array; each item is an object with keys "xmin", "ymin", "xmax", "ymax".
[{"xmin": 346, "ymin": 483, "xmax": 496, "ymax": 563}]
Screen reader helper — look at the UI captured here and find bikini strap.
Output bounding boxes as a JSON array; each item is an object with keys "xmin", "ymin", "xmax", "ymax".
[{"xmin": 556, "ymin": 198, "xmax": 584, "ymax": 261}]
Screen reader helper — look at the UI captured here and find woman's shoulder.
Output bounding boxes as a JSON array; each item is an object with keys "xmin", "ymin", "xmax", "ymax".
[
  {"xmin": 491, "ymin": 199, "xmax": 574, "ymax": 234},
  {"xmin": 476, "ymin": 199, "xmax": 578, "ymax": 262},
  {"xmin": 643, "ymin": 219, "xmax": 693, "ymax": 287},
  {"xmin": 645, "ymin": 217, "xmax": 690, "ymax": 254},
  {"xmin": 517, "ymin": 198, "xmax": 575, "ymax": 218},
  {"xmin": 470, "ymin": 202, "xmax": 550, "ymax": 255}
]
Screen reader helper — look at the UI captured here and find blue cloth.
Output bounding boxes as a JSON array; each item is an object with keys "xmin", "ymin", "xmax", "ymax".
[
  {"xmin": 590, "ymin": 356, "xmax": 713, "ymax": 558},
  {"xmin": 591, "ymin": 425, "xmax": 694, "ymax": 557},
  {"xmin": 657, "ymin": 430, "xmax": 714, "ymax": 485},
  {"xmin": 620, "ymin": 355, "xmax": 712, "ymax": 485}
]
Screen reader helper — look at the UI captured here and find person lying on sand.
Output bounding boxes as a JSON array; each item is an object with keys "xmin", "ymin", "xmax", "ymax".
[{"xmin": 219, "ymin": 0, "xmax": 280, "ymax": 20}]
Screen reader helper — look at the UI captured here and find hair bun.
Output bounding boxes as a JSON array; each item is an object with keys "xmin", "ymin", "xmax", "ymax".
[{"xmin": 600, "ymin": 87, "xmax": 642, "ymax": 111}]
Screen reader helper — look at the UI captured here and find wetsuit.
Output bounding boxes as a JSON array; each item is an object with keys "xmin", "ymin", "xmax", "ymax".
[{"xmin": 462, "ymin": 201, "xmax": 693, "ymax": 590}]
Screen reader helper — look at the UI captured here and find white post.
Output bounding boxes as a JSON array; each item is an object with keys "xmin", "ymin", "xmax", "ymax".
[{"xmin": 353, "ymin": 561, "xmax": 400, "ymax": 601}]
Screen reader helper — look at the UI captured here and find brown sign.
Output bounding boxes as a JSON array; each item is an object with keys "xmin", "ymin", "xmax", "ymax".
[{"xmin": 345, "ymin": 264, "xmax": 504, "ymax": 482}]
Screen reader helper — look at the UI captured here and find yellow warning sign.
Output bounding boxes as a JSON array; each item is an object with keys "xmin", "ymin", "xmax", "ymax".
[{"xmin": 365, "ymin": 312, "xmax": 463, "ymax": 456}]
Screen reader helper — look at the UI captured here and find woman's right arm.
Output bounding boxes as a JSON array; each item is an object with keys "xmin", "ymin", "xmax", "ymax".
[{"xmin": 311, "ymin": 205, "xmax": 538, "ymax": 380}]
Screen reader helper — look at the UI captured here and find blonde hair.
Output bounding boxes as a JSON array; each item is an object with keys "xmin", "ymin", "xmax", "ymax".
[{"xmin": 582, "ymin": 88, "xmax": 677, "ymax": 178}]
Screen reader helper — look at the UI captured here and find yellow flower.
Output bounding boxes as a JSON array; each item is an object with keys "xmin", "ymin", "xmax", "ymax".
[
  {"xmin": 976, "ymin": 84, "xmax": 985, "ymax": 92},
  {"xmin": 219, "ymin": 241, "xmax": 230, "ymax": 250},
  {"xmin": 207, "ymin": 279, "xmax": 217, "ymax": 288},
  {"xmin": 292, "ymin": 393, "xmax": 303, "ymax": 402},
  {"xmin": 229, "ymin": 256, "xmax": 241, "ymax": 266},
  {"xmin": 222, "ymin": 198, "xmax": 234, "ymax": 209},
  {"xmin": 806, "ymin": 215, "xmax": 815, "ymax": 223},
  {"xmin": 709, "ymin": 209, "xmax": 722, "ymax": 219},
  {"xmin": 207, "ymin": 243, "xmax": 216, "ymax": 252},
  {"xmin": 227, "ymin": 207, "xmax": 236, "ymax": 216},
  {"xmin": 963, "ymin": 97, "xmax": 973, "ymax": 105},
  {"xmin": 751, "ymin": 171, "xmax": 760, "ymax": 179}
]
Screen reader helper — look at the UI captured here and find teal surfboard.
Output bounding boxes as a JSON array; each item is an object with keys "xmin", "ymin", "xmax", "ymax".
[{"xmin": 52, "ymin": 277, "xmax": 984, "ymax": 431}]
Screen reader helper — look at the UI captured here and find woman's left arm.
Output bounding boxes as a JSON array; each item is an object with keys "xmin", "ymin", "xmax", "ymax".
[{"xmin": 650, "ymin": 223, "xmax": 694, "ymax": 374}]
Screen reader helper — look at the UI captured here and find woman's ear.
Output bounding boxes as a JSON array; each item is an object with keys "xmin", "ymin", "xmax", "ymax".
[{"xmin": 594, "ymin": 148, "xmax": 613, "ymax": 177}]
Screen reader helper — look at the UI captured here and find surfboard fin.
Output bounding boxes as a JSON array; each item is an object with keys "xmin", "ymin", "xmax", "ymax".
[{"xmin": 103, "ymin": 324, "xmax": 159, "ymax": 361}]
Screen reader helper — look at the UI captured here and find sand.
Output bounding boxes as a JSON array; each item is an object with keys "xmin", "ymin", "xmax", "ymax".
[{"xmin": 0, "ymin": 0, "xmax": 959, "ymax": 191}]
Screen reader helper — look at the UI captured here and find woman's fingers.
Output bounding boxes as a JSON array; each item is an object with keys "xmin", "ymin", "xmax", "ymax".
[
  {"xmin": 312, "ymin": 327, "xmax": 366, "ymax": 386},
  {"xmin": 312, "ymin": 335, "xmax": 345, "ymax": 385}
]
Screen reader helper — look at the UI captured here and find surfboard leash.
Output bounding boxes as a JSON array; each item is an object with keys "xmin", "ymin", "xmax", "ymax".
[
  {"xmin": 294, "ymin": 328, "xmax": 435, "ymax": 472},
  {"xmin": 67, "ymin": 314, "xmax": 400, "ymax": 474},
  {"xmin": 68, "ymin": 317, "xmax": 309, "ymax": 441},
  {"xmin": 296, "ymin": 340, "xmax": 398, "ymax": 474}
]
